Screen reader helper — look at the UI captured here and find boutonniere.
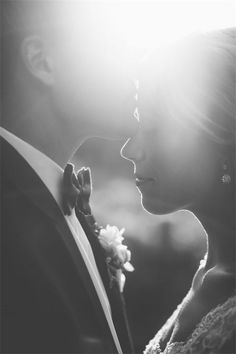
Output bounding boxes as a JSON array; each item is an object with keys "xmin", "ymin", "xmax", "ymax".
[
  {"xmin": 63, "ymin": 164, "xmax": 134, "ymax": 292},
  {"xmin": 98, "ymin": 225, "xmax": 134, "ymax": 293}
]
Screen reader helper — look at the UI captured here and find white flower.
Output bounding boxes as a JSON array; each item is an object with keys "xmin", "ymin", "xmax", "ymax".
[
  {"xmin": 98, "ymin": 225, "xmax": 134, "ymax": 272},
  {"xmin": 116, "ymin": 244, "xmax": 129, "ymax": 264},
  {"xmin": 99, "ymin": 225, "xmax": 124, "ymax": 246}
]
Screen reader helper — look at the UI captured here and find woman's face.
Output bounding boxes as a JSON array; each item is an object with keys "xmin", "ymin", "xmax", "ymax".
[{"xmin": 121, "ymin": 81, "xmax": 219, "ymax": 215}]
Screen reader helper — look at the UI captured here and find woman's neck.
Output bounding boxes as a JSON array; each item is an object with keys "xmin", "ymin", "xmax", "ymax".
[{"xmin": 195, "ymin": 202, "xmax": 235, "ymax": 272}]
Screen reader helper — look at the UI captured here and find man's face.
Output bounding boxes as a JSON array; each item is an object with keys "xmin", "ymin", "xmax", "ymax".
[{"xmin": 48, "ymin": 5, "xmax": 138, "ymax": 140}]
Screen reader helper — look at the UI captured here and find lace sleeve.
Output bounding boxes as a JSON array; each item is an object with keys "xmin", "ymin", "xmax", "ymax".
[
  {"xmin": 144, "ymin": 295, "xmax": 236, "ymax": 354},
  {"xmin": 165, "ymin": 295, "xmax": 236, "ymax": 354},
  {"xmin": 144, "ymin": 303, "xmax": 182, "ymax": 354},
  {"xmin": 218, "ymin": 329, "xmax": 236, "ymax": 354}
]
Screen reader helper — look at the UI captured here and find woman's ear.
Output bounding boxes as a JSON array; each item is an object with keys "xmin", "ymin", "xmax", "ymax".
[{"xmin": 21, "ymin": 35, "xmax": 55, "ymax": 86}]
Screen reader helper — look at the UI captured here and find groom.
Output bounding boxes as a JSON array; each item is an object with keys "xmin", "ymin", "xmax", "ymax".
[{"xmin": 0, "ymin": 1, "xmax": 137, "ymax": 353}]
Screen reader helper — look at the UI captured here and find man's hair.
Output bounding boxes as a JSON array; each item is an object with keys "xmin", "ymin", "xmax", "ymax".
[
  {"xmin": 0, "ymin": 0, "xmax": 111, "ymax": 122},
  {"xmin": 0, "ymin": 0, "xmax": 93, "ymax": 105},
  {"xmin": 1, "ymin": 1, "xmax": 56, "ymax": 94},
  {"xmin": 0, "ymin": 0, "xmax": 108, "ymax": 80},
  {"xmin": 1, "ymin": 0, "xmax": 68, "ymax": 38},
  {"xmin": 1, "ymin": 0, "xmax": 57, "ymax": 59},
  {"xmin": 1, "ymin": 0, "xmax": 78, "ymax": 120}
]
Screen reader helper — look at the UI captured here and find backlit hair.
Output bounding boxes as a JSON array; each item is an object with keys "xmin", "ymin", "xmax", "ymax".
[{"xmin": 148, "ymin": 29, "xmax": 236, "ymax": 150}]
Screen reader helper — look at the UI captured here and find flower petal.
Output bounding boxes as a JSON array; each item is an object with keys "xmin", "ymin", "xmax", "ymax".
[{"xmin": 123, "ymin": 262, "xmax": 135, "ymax": 272}]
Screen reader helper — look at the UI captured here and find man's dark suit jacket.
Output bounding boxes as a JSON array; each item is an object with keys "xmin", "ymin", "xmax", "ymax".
[{"xmin": 0, "ymin": 136, "xmax": 133, "ymax": 354}]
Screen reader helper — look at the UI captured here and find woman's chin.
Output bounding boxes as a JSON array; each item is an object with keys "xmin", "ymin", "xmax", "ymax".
[{"xmin": 141, "ymin": 194, "xmax": 180, "ymax": 215}]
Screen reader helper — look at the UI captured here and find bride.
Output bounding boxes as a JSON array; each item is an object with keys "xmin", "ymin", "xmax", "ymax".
[{"xmin": 122, "ymin": 28, "xmax": 235, "ymax": 353}]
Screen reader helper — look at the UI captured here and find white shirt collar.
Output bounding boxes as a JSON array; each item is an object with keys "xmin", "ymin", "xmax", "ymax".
[{"xmin": 0, "ymin": 127, "xmax": 64, "ymax": 209}]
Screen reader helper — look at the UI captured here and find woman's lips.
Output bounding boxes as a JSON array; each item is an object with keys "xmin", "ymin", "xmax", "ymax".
[{"xmin": 135, "ymin": 175, "xmax": 156, "ymax": 187}]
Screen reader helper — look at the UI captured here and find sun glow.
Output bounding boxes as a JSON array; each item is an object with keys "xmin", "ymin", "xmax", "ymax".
[
  {"xmin": 50, "ymin": 1, "xmax": 235, "ymax": 57},
  {"xmin": 107, "ymin": 0, "xmax": 235, "ymax": 51},
  {"xmin": 65, "ymin": 0, "xmax": 235, "ymax": 81}
]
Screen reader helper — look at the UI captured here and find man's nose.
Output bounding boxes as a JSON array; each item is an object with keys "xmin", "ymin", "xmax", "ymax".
[{"xmin": 120, "ymin": 136, "xmax": 145, "ymax": 163}]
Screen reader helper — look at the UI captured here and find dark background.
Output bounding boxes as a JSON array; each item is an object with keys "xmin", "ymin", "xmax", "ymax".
[{"xmin": 73, "ymin": 137, "xmax": 206, "ymax": 353}]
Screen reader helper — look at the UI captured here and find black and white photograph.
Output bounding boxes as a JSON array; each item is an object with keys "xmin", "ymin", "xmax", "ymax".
[{"xmin": 0, "ymin": 1, "xmax": 235, "ymax": 353}]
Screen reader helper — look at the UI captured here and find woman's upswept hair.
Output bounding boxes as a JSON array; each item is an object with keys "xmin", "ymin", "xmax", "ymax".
[
  {"xmin": 183, "ymin": 28, "xmax": 236, "ymax": 148},
  {"xmin": 150, "ymin": 28, "xmax": 236, "ymax": 150}
]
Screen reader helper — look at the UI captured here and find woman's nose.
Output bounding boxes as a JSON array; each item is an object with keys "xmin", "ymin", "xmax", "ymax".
[{"xmin": 120, "ymin": 136, "xmax": 145, "ymax": 163}]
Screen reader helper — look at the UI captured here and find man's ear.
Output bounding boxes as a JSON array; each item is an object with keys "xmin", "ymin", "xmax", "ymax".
[{"xmin": 21, "ymin": 36, "xmax": 55, "ymax": 86}]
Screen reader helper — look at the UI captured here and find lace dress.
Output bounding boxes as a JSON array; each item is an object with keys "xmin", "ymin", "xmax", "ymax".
[{"xmin": 144, "ymin": 291, "xmax": 236, "ymax": 354}]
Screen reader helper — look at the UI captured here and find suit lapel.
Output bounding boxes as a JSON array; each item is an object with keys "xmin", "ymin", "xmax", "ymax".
[
  {"xmin": 76, "ymin": 210, "xmax": 111, "ymax": 289},
  {"xmin": 76, "ymin": 210, "xmax": 135, "ymax": 353},
  {"xmin": 1, "ymin": 137, "xmax": 120, "ymax": 353}
]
